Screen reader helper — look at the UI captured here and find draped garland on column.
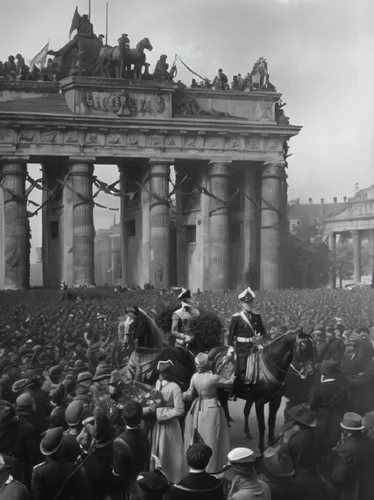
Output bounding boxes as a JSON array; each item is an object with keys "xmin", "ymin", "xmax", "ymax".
[{"xmin": 26, "ymin": 218, "xmax": 31, "ymax": 289}]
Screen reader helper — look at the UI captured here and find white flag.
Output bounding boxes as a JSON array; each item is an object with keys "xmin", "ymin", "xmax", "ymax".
[{"xmin": 30, "ymin": 42, "xmax": 49, "ymax": 69}]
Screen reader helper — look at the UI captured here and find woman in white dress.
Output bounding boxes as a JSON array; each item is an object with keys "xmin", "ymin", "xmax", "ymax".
[
  {"xmin": 183, "ymin": 352, "xmax": 234, "ymax": 473},
  {"xmin": 144, "ymin": 359, "xmax": 187, "ymax": 483}
]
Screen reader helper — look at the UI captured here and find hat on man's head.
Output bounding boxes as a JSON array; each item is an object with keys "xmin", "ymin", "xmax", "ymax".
[
  {"xmin": 65, "ymin": 400, "xmax": 84, "ymax": 427},
  {"xmin": 74, "ymin": 360, "xmax": 89, "ymax": 373},
  {"xmin": 92, "ymin": 364, "xmax": 114, "ymax": 382},
  {"xmin": 157, "ymin": 360, "xmax": 174, "ymax": 373},
  {"xmin": 16, "ymin": 393, "xmax": 34, "ymax": 410},
  {"xmin": 109, "ymin": 370, "xmax": 122, "ymax": 387},
  {"xmin": 77, "ymin": 371, "xmax": 93, "ymax": 385},
  {"xmin": 228, "ymin": 447, "xmax": 255, "ymax": 464},
  {"xmin": 12, "ymin": 379, "xmax": 28, "ymax": 394},
  {"xmin": 238, "ymin": 287, "xmax": 255, "ymax": 302},
  {"xmin": 40, "ymin": 427, "xmax": 64, "ymax": 456},
  {"xmin": 177, "ymin": 288, "xmax": 191, "ymax": 301},
  {"xmin": 0, "ymin": 359, "xmax": 17, "ymax": 376},
  {"xmin": 341, "ymin": 412, "xmax": 364, "ymax": 431},
  {"xmin": 50, "ymin": 383, "xmax": 66, "ymax": 405},
  {"xmin": 288, "ymin": 403, "xmax": 316, "ymax": 428},
  {"xmin": 137, "ymin": 471, "xmax": 169, "ymax": 499}
]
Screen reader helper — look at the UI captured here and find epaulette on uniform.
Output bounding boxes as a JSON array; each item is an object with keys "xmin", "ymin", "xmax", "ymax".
[
  {"xmin": 33, "ymin": 462, "xmax": 45, "ymax": 470},
  {"xmin": 232, "ymin": 313, "xmax": 240, "ymax": 317}
]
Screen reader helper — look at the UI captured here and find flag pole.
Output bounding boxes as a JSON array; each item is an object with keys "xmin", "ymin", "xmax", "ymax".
[
  {"xmin": 89, "ymin": 0, "xmax": 92, "ymax": 20},
  {"xmin": 105, "ymin": 2, "xmax": 109, "ymax": 46}
]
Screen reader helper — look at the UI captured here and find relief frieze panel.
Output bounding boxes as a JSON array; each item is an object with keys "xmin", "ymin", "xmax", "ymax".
[
  {"xmin": 65, "ymin": 131, "xmax": 79, "ymax": 143},
  {"xmin": 184, "ymin": 136, "xmax": 203, "ymax": 149},
  {"xmin": 19, "ymin": 130, "xmax": 37, "ymax": 143},
  {"xmin": 41, "ymin": 131, "xmax": 59, "ymax": 144},
  {"xmin": 0, "ymin": 130, "xmax": 13, "ymax": 143},
  {"xmin": 246, "ymin": 136, "xmax": 261, "ymax": 150},
  {"xmin": 106, "ymin": 133, "xmax": 124, "ymax": 146},
  {"xmin": 85, "ymin": 90, "xmax": 168, "ymax": 118}
]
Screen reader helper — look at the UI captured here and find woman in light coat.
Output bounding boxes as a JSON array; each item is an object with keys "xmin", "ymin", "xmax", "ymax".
[
  {"xmin": 144, "ymin": 359, "xmax": 186, "ymax": 484},
  {"xmin": 183, "ymin": 352, "xmax": 234, "ymax": 473}
]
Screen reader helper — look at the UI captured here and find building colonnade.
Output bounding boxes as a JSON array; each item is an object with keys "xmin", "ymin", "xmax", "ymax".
[{"xmin": 0, "ymin": 156, "xmax": 288, "ymax": 291}]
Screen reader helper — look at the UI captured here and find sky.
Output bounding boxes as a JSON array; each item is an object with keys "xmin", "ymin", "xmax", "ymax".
[{"xmin": 1, "ymin": 0, "xmax": 373, "ymax": 260}]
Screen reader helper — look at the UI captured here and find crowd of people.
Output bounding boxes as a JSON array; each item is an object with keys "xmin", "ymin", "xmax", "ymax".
[{"xmin": 0, "ymin": 287, "xmax": 373, "ymax": 499}]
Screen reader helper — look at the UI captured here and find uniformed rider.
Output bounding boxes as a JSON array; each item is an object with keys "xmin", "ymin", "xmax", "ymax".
[
  {"xmin": 171, "ymin": 288, "xmax": 200, "ymax": 354},
  {"xmin": 228, "ymin": 287, "xmax": 268, "ymax": 376}
]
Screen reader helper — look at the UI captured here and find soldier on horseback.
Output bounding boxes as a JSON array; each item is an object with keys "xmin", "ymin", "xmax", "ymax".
[
  {"xmin": 171, "ymin": 288, "xmax": 201, "ymax": 355},
  {"xmin": 228, "ymin": 287, "xmax": 268, "ymax": 379}
]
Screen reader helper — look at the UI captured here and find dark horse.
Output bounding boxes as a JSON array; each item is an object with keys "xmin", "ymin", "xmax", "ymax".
[
  {"xmin": 118, "ymin": 306, "xmax": 195, "ymax": 391},
  {"xmin": 228, "ymin": 328, "xmax": 315, "ymax": 452}
]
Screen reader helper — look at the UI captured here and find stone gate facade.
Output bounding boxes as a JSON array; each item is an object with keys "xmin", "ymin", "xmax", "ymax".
[{"xmin": 0, "ymin": 77, "xmax": 301, "ymax": 291}]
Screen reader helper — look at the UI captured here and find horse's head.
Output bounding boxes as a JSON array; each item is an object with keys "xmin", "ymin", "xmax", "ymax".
[
  {"xmin": 118, "ymin": 307, "xmax": 144, "ymax": 348},
  {"xmin": 293, "ymin": 327, "xmax": 316, "ymax": 375},
  {"xmin": 118, "ymin": 306, "xmax": 164, "ymax": 349},
  {"xmin": 140, "ymin": 37, "xmax": 153, "ymax": 52}
]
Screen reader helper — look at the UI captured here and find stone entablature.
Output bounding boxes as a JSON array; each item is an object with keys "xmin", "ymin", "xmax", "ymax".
[{"xmin": 0, "ymin": 78, "xmax": 300, "ymax": 162}]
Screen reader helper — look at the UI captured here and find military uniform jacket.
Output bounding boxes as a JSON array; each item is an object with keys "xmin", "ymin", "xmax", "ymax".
[
  {"xmin": 171, "ymin": 305, "xmax": 200, "ymax": 335},
  {"xmin": 227, "ymin": 311, "xmax": 267, "ymax": 347}
]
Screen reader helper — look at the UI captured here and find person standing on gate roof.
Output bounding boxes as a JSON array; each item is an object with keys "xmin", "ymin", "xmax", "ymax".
[
  {"xmin": 227, "ymin": 287, "xmax": 268, "ymax": 378},
  {"xmin": 171, "ymin": 289, "xmax": 201, "ymax": 356}
]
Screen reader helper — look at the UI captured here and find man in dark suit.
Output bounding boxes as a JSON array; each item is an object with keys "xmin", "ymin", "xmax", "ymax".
[
  {"xmin": 31, "ymin": 427, "xmax": 91, "ymax": 500},
  {"xmin": 331, "ymin": 412, "xmax": 374, "ymax": 500},
  {"xmin": 167, "ymin": 429, "xmax": 225, "ymax": 500},
  {"xmin": 228, "ymin": 287, "xmax": 267, "ymax": 377},
  {"xmin": 112, "ymin": 401, "xmax": 151, "ymax": 499}
]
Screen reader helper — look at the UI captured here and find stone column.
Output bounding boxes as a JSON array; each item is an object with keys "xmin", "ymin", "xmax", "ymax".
[
  {"xmin": 260, "ymin": 163, "xmax": 284, "ymax": 290},
  {"xmin": 243, "ymin": 166, "xmax": 257, "ymax": 285},
  {"xmin": 118, "ymin": 166, "xmax": 128, "ymax": 286},
  {"xmin": 61, "ymin": 166, "xmax": 74, "ymax": 286},
  {"xmin": 149, "ymin": 159, "xmax": 171, "ymax": 288},
  {"xmin": 69, "ymin": 159, "xmax": 95, "ymax": 286},
  {"xmin": 174, "ymin": 164, "xmax": 186, "ymax": 287},
  {"xmin": 328, "ymin": 232, "xmax": 336, "ymax": 289},
  {"xmin": 209, "ymin": 161, "xmax": 230, "ymax": 290},
  {"xmin": 353, "ymin": 230, "xmax": 362, "ymax": 283},
  {"xmin": 1, "ymin": 158, "xmax": 28, "ymax": 290}
]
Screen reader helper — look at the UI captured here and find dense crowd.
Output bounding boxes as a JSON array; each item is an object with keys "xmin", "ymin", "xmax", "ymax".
[{"xmin": 0, "ymin": 287, "xmax": 373, "ymax": 499}]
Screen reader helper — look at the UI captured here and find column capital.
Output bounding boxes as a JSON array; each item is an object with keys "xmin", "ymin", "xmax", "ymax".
[
  {"xmin": 148, "ymin": 158, "xmax": 174, "ymax": 165},
  {"xmin": 68, "ymin": 157, "xmax": 96, "ymax": 165},
  {"xmin": 208, "ymin": 161, "xmax": 231, "ymax": 177},
  {"xmin": 0, "ymin": 156, "xmax": 28, "ymax": 166},
  {"xmin": 69, "ymin": 162, "xmax": 94, "ymax": 177},
  {"xmin": 148, "ymin": 159, "xmax": 171, "ymax": 178},
  {"xmin": 261, "ymin": 162, "xmax": 286, "ymax": 180}
]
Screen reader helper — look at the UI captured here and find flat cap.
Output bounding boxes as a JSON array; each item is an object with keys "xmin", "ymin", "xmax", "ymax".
[{"xmin": 228, "ymin": 447, "xmax": 255, "ymax": 464}]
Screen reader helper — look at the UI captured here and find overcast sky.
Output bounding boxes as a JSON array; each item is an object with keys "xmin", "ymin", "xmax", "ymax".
[{"xmin": 2, "ymin": 0, "xmax": 373, "ymax": 260}]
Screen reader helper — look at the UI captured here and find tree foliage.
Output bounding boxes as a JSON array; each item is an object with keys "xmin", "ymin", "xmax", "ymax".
[{"xmin": 283, "ymin": 217, "xmax": 329, "ymax": 288}]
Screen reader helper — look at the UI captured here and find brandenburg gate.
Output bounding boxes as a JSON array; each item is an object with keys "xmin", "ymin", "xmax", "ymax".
[{"xmin": 0, "ymin": 77, "xmax": 301, "ymax": 291}]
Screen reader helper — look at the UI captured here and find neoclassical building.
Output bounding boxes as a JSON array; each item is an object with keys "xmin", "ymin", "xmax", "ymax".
[{"xmin": 0, "ymin": 77, "xmax": 301, "ymax": 291}]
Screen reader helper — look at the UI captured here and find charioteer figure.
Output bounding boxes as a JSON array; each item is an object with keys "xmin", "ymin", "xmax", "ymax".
[
  {"xmin": 228, "ymin": 287, "xmax": 268, "ymax": 378},
  {"xmin": 171, "ymin": 288, "xmax": 201, "ymax": 355}
]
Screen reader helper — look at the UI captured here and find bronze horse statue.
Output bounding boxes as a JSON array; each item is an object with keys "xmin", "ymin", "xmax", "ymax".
[
  {"xmin": 92, "ymin": 38, "xmax": 153, "ymax": 79},
  {"xmin": 48, "ymin": 35, "xmax": 102, "ymax": 80}
]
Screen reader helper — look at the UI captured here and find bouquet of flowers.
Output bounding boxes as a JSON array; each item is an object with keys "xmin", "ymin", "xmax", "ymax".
[{"xmin": 119, "ymin": 381, "xmax": 165, "ymax": 410}]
